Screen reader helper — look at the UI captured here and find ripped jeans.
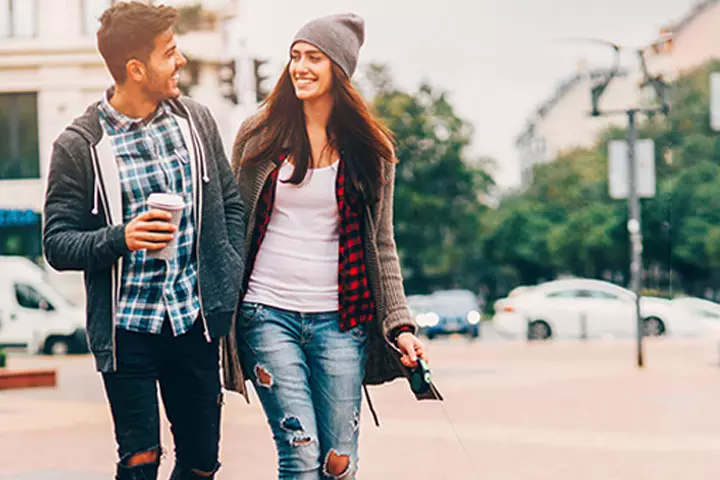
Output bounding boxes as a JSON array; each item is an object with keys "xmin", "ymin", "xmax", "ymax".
[
  {"xmin": 102, "ymin": 318, "xmax": 222, "ymax": 479},
  {"xmin": 236, "ymin": 303, "xmax": 368, "ymax": 480}
]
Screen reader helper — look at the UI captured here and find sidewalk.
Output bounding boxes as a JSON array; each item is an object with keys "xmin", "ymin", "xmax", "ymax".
[{"xmin": 1, "ymin": 337, "xmax": 720, "ymax": 479}]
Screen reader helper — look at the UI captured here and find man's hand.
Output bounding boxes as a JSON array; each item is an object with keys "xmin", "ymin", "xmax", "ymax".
[
  {"xmin": 396, "ymin": 332, "xmax": 428, "ymax": 369},
  {"xmin": 124, "ymin": 210, "xmax": 176, "ymax": 252}
]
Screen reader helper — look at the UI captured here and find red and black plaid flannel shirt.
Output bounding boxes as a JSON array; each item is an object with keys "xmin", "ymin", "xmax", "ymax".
[{"xmin": 245, "ymin": 155, "xmax": 375, "ymax": 331}]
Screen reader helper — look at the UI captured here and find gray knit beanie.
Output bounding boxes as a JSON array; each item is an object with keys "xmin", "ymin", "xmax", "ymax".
[{"xmin": 291, "ymin": 13, "xmax": 365, "ymax": 78}]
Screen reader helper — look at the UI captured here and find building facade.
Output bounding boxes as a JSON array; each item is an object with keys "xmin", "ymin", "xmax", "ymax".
[
  {"xmin": 0, "ymin": 0, "xmax": 251, "ymax": 301},
  {"xmin": 661, "ymin": 0, "xmax": 720, "ymax": 74},
  {"xmin": 516, "ymin": 0, "xmax": 720, "ymax": 189},
  {"xmin": 515, "ymin": 68, "xmax": 638, "ymax": 187}
]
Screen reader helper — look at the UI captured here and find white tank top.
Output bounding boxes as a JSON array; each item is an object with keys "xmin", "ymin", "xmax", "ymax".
[{"xmin": 244, "ymin": 160, "xmax": 340, "ymax": 312}]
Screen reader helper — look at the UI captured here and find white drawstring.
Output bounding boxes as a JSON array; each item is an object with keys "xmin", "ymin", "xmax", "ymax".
[
  {"xmin": 198, "ymin": 132, "xmax": 210, "ymax": 183},
  {"xmin": 90, "ymin": 146, "xmax": 100, "ymax": 216},
  {"xmin": 91, "ymin": 177, "xmax": 100, "ymax": 215}
]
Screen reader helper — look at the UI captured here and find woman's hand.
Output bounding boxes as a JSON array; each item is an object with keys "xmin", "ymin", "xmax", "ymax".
[{"xmin": 396, "ymin": 332, "xmax": 428, "ymax": 368}]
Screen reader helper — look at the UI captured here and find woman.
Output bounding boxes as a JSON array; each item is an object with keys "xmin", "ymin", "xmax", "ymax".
[{"xmin": 223, "ymin": 13, "xmax": 441, "ymax": 480}]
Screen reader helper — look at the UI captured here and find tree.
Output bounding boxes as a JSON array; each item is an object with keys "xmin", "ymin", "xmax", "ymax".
[
  {"xmin": 484, "ymin": 147, "xmax": 619, "ymax": 284},
  {"xmin": 487, "ymin": 59, "xmax": 720, "ymax": 298},
  {"xmin": 483, "ymin": 198, "xmax": 556, "ymax": 285},
  {"xmin": 366, "ymin": 65, "xmax": 494, "ymax": 294},
  {"xmin": 547, "ymin": 202, "xmax": 627, "ymax": 278}
]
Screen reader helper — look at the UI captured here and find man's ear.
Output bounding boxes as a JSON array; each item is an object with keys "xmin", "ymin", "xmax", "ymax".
[{"xmin": 126, "ymin": 59, "xmax": 146, "ymax": 83}]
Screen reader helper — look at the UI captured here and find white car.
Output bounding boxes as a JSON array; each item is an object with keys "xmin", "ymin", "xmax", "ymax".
[
  {"xmin": 0, "ymin": 256, "xmax": 88, "ymax": 354},
  {"xmin": 670, "ymin": 297, "xmax": 720, "ymax": 336},
  {"xmin": 493, "ymin": 278, "xmax": 681, "ymax": 340}
]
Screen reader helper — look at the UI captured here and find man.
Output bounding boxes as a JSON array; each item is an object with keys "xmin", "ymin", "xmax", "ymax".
[{"xmin": 42, "ymin": 2, "xmax": 245, "ymax": 479}]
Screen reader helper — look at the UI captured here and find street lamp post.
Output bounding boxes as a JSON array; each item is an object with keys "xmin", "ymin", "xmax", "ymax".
[
  {"xmin": 603, "ymin": 106, "xmax": 664, "ymax": 368},
  {"xmin": 588, "ymin": 42, "xmax": 670, "ymax": 368}
]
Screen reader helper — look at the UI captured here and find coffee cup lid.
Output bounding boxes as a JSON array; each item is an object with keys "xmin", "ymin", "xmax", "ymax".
[{"xmin": 148, "ymin": 192, "xmax": 184, "ymax": 209}]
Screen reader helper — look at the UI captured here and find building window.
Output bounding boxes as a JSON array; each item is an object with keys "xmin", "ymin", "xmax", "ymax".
[
  {"xmin": 0, "ymin": 0, "xmax": 37, "ymax": 38},
  {"xmin": 0, "ymin": 93, "xmax": 40, "ymax": 180}
]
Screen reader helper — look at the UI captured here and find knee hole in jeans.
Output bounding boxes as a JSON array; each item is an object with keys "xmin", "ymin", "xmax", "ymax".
[
  {"xmin": 124, "ymin": 447, "xmax": 161, "ymax": 467},
  {"xmin": 323, "ymin": 450, "xmax": 351, "ymax": 479},
  {"xmin": 254, "ymin": 364, "xmax": 273, "ymax": 388},
  {"xmin": 281, "ymin": 416, "xmax": 314, "ymax": 447}
]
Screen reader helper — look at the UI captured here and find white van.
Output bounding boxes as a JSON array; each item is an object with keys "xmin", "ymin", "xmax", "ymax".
[{"xmin": 0, "ymin": 256, "xmax": 88, "ymax": 355}]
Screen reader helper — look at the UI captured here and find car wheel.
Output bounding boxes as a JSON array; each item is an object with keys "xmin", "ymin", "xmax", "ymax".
[
  {"xmin": 528, "ymin": 320, "xmax": 551, "ymax": 341},
  {"xmin": 43, "ymin": 337, "xmax": 69, "ymax": 356},
  {"xmin": 427, "ymin": 332, "xmax": 437, "ymax": 340},
  {"xmin": 643, "ymin": 317, "xmax": 665, "ymax": 337}
]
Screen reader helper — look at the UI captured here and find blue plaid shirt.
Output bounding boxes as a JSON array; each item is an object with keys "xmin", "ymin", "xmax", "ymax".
[{"xmin": 98, "ymin": 95, "xmax": 201, "ymax": 336}]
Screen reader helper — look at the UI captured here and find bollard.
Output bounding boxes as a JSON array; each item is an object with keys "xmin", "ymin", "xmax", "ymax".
[{"xmin": 580, "ymin": 312, "xmax": 588, "ymax": 340}]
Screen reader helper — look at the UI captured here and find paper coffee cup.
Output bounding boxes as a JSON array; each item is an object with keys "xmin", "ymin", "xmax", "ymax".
[{"xmin": 146, "ymin": 193, "xmax": 185, "ymax": 260}]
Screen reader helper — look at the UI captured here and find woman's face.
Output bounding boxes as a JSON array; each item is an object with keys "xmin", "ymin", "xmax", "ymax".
[{"xmin": 289, "ymin": 42, "xmax": 333, "ymax": 101}]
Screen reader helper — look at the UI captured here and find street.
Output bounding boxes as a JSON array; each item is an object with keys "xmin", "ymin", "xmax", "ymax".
[{"xmin": 2, "ymin": 332, "xmax": 720, "ymax": 479}]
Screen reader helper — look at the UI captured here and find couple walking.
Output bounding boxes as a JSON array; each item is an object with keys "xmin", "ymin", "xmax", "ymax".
[{"xmin": 42, "ymin": 2, "xmax": 441, "ymax": 479}]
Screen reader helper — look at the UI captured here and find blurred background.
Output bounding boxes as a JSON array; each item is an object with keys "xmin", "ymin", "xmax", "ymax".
[
  {"xmin": 2, "ymin": 0, "xmax": 720, "ymax": 343},
  {"xmin": 3, "ymin": 1, "xmax": 720, "ymax": 478}
]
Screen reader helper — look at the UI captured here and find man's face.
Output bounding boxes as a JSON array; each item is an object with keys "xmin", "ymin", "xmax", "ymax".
[{"xmin": 142, "ymin": 28, "xmax": 186, "ymax": 101}]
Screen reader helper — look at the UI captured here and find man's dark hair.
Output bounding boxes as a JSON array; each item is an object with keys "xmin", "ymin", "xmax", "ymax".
[{"xmin": 97, "ymin": 2, "xmax": 179, "ymax": 84}]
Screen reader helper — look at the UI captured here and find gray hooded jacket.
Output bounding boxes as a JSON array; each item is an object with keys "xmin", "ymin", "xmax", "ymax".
[{"xmin": 43, "ymin": 95, "xmax": 245, "ymax": 373}]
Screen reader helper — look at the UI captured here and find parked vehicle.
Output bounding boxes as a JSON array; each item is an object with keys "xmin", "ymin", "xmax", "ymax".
[
  {"xmin": 0, "ymin": 256, "xmax": 88, "ymax": 354},
  {"xmin": 492, "ymin": 278, "xmax": 686, "ymax": 340},
  {"xmin": 411, "ymin": 289, "xmax": 482, "ymax": 340},
  {"xmin": 670, "ymin": 297, "xmax": 720, "ymax": 335}
]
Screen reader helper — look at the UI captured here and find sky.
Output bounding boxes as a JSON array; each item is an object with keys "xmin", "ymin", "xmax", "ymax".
[{"xmin": 236, "ymin": 0, "xmax": 701, "ymax": 188}]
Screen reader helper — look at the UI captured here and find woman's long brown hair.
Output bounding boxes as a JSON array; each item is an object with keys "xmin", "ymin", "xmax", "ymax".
[{"xmin": 238, "ymin": 62, "xmax": 396, "ymax": 203}]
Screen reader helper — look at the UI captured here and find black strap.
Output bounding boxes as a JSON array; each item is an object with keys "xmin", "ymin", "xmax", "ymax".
[{"xmin": 363, "ymin": 385, "xmax": 381, "ymax": 427}]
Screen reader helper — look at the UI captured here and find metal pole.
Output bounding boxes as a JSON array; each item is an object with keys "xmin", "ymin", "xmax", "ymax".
[
  {"xmin": 627, "ymin": 110, "xmax": 644, "ymax": 368},
  {"xmin": 580, "ymin": 312, "xmax": 588, "ymax": 340}
]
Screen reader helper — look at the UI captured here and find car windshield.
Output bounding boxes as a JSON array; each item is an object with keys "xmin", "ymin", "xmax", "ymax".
[{"xmin": 27, "ymin": 277, "xmax": 77, "ymax": 308}]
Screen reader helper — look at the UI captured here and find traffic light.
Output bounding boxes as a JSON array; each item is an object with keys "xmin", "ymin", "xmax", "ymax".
[
  {"xmin": 253, "ymin": 58, "xmax": 270, "ymax": 103},
  {"xmin": 218, "ymin": 60, "xmax": 238, "ymax": 105}
]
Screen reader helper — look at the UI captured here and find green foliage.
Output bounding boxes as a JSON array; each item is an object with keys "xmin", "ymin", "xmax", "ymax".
[
  {"xmin": 486, "ymin": 59, "xmax": 720, "ymax": 296},
  {"xmin": 366, "ymin": 59, "xmax": 720, "ymax": 300},
  {"xmin": 367, "ymin": 65, "xmax": 494, "ymax": 294}
]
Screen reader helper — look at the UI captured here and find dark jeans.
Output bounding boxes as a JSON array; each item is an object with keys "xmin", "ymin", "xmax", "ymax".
[{"xmin": 102, "ymin": 318, "xmax": 222, "ymax": 480}]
